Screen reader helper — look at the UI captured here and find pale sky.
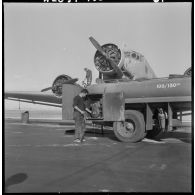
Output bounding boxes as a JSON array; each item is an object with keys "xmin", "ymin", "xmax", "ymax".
[{"xmin": 4, "ymin": 2, "xmax": 191, "ymax": 110}]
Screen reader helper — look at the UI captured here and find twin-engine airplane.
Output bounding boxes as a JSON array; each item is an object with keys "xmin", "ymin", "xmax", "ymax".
[
  {"xmin": 4, "ymin": 37, "xmax": 158, "ymax": 107},
  {"xmin": 5, "ymin": 37, "xmax": 191, "ymax": 142}
]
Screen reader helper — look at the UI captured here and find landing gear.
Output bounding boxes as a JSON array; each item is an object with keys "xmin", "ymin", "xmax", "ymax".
[{"xmin": 113, "ymin": 110, "xmax": 146, "ymax": 143}]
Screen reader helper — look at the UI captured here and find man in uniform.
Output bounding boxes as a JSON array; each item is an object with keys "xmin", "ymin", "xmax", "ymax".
[
  {"xmin": 73, "ymin": 89, "xmax": 92, "ymax": 143},
  {"xmin": 83, "ymin": 68, "xmax": 92, "ymax": 87}
]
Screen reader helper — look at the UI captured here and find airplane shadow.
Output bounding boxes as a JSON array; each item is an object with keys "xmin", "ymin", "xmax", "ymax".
[{"xmin": 5, "ymin": 173, "xmax": 28, "ymax": 192}]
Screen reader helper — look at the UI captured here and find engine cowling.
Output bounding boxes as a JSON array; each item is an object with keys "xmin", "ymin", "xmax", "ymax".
[{"xmin": 52, "ymin": 75, "xmax": 72, "ymax": 97}]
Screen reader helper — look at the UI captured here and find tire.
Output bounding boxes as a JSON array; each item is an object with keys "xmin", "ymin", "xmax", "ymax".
[{"xmin": 113, "ymin": 110, "xmax": 146, "ymax": 143}]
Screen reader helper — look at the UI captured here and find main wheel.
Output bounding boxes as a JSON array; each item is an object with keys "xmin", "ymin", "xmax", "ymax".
[{"xmin": 113, "ymin": 110, "xmax": 146, "ymax": 142}]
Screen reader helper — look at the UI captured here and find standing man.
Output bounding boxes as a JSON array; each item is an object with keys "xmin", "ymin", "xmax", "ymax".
[
  {"xmin": 73, "ymin": 89, "xmax": 92, "ymax": 143},
  {"xmin": 158, "ymin": 108, "xmax": 166, "ymax": 132},
  {"xmin": 83, "ymin": 68, "xmax": 92, "ymax": 87}
]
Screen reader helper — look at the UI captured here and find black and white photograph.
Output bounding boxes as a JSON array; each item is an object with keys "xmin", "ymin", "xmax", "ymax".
[{"xmin": 4, "ymin": 1, "xmax": 192, "ymax": 193}]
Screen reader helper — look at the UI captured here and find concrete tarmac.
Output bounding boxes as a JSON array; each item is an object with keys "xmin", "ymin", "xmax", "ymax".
[{"xmin": 4, "ymin": 120, "xmax": 192, "ymax": 192}]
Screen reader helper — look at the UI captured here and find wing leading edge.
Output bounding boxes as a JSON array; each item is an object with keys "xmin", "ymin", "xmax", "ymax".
[{"xmin": 4, "ymin": 91, "xmax": 62, "ymax": 107}]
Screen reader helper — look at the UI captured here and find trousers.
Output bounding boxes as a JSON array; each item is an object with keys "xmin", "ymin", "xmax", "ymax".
[{"xmin": 73, "ymin": 111, "xmax": 86, "ymax": 140}]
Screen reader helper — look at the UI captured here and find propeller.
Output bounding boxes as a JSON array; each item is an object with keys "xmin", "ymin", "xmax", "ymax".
[
  {"xmin": 89, "ymin": 36, "xmax": 123, "ymax": 78},
  {"xmin": 41, "ymin": 78, "xmax": 79, "ymax": 93}
]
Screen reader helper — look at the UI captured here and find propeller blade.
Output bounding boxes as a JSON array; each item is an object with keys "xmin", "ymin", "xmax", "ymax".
[
  {"xmin": 41, "ymin": 87, "xmax": 52, "ymax": 92},
  {"xmin": 89, "ymin": 36, "xmax": 106, "ymax": 56},
  {"xmin": 106, "ymin": 58, "xmax": 123, "ymax": 78}
]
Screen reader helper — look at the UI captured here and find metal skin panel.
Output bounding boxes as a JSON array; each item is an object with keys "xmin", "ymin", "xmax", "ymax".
[
  {"xmin": 103, "ymin": 92, "xmax": 125, "ymax": 121},
  {"xmin": 62, "ymin": 84, "xmax": 82, "ymax": 120}
]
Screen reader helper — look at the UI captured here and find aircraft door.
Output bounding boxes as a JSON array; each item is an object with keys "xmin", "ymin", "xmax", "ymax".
[
  {"xmin": 103, "ymin": 91, "xmax": 125, "ymax": 121},
  {"xmin": 62, "ymin": 84, "xmax": 83, "ymax": 120}
]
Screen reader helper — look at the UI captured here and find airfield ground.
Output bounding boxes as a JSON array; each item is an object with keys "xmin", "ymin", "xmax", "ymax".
[{"xmin": 4, "ymin": 119, "xmax": 192, "ymax": 192}]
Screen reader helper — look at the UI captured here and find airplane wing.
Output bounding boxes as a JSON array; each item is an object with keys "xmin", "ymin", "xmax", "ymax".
[
  {"xmin": 4, "ymin": 91, "xmax": 62, "ymax": 107},
  {"xmin": 4, "ymin": 76, "xmax": 82, "ymax": 108}
]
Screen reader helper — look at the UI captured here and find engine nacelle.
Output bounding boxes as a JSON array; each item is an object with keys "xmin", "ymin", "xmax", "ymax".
[{"xmin": 52, "ymin": 74, "xmax": 72, "ymax": 97}]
